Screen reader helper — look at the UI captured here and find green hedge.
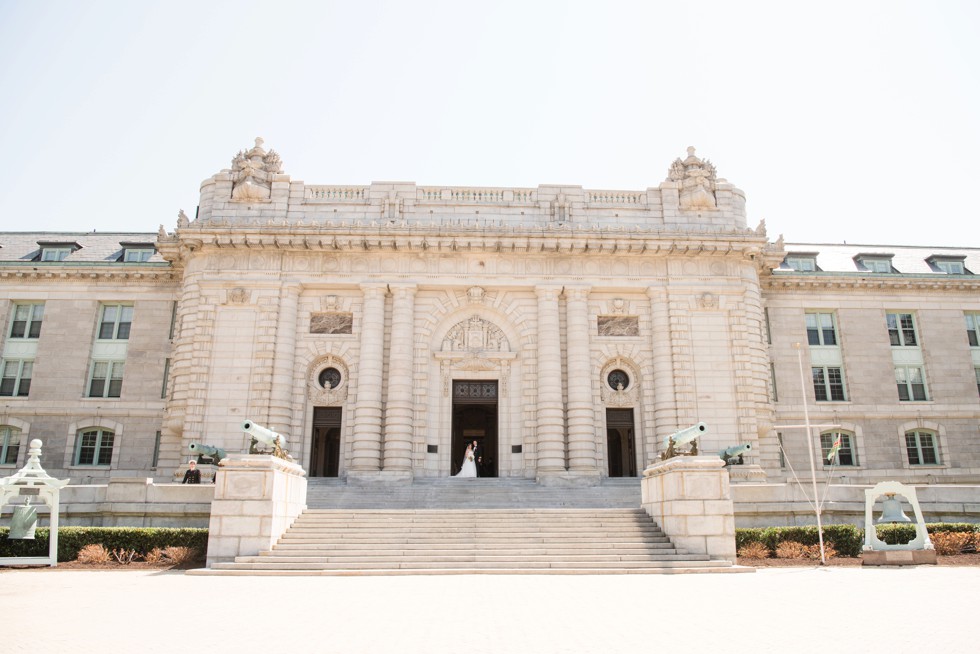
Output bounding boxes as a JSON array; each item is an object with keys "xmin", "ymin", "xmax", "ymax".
[
  {"xmin": 737, "ymin": 523, "xmax": 980, "ymax": 557},
  {"xmin": 0, "ymin": 527, "xmax": 208, "ymax": 562}
]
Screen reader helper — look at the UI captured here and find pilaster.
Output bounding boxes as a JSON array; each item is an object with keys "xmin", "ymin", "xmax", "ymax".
[
  {"xmin": 349, "ymin": 283, "xmax": 387, "ymax": 473},
  {"xmin": 565, "ymin": 286, "xmax": 597, "ymax": 473},
  {"xmin": 268, "ymin": 283, "xmax": 302, "ymax": 439}
]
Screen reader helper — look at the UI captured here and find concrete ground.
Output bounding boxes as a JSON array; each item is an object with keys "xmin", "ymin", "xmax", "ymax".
[{"xmin": 0, "ymin": 566, "xmax": 973, "ymax": 653}]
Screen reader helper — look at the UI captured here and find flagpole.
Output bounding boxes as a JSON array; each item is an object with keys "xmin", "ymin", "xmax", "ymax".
[{"xmin": 795, "ymin": 342, "xmax": 827, "ymax": 565}]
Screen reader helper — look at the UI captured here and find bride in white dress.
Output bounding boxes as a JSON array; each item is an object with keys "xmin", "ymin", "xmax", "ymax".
[{"xmin": 454, "ymin": 445, "xmax": 478, "ymax": 477}]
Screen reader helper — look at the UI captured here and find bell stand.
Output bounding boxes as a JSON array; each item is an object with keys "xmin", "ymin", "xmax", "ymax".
[{"xmin": 0, "ymin": 439, "xmax": 69, "ymax": 567}]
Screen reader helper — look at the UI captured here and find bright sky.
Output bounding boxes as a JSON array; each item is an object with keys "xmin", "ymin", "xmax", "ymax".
[{"xmin": 1, "ymin": 1, "xmax": 978, "ymax": 247}]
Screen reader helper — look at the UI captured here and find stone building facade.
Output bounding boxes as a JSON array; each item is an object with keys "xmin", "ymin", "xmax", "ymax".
[{"xmin": 1, "ymin": 141, "xmax": 978, "ymax": 506}]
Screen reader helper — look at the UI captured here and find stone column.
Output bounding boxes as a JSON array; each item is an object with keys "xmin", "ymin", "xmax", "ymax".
[
  {"xmin": 648, "ymin": 287, "xmax": 678, "ymax": 445},
  {"xmin": 382, "ymin": 284, "xmax": 417, "ymax": 478},
  {"xmin": 535, "ymin": 285, "xmax": 566, "ymax": 474},
  {"xmin": 565, "ymin": 286, "xmax": 598, "ymax": 474},
  {"xmin": 349, "ymin": 283, "xmax": 387, "ymax": 473},
  {"xmin": 268, "ymin": 282, "xmax": 301, "ymax": 438}
]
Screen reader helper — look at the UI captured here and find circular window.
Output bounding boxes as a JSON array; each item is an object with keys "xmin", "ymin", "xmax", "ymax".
[
  {"xmin": 607, "ymin": 369, "xmax": 630, "ymax": 390},
  {"xmin": 318, "ymin": 367, "xmax": 342, "ymax": 389}
]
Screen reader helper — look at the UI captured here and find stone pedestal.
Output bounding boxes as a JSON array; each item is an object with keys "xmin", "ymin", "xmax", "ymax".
[
  {"xmin": 640, "ymin": 456, "xmax": 736, "ymax": 562},
  {"xmin": 205, "ymin": 454, "xmax": 307, "ymax": 566},
  {"xmin": 861, "ymin": 550, "xmax": 937, "ymax": 566}
]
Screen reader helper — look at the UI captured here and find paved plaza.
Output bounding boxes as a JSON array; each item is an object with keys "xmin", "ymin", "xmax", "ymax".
[{"xmin": 0, "ymin": 566, "xmax": 974, "ymax": 653}]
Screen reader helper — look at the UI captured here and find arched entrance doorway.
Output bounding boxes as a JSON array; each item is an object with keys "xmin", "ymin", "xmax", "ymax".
[{"xmin": 451, "ymin": 380, "xmax": 498, "ymax": 477}]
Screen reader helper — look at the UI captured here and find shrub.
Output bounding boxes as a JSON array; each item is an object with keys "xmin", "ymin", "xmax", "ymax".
[
  {"xmin": 161, "ymin": 546, "xmax": 199, "ymax": 565},
  {"xmin": 775, "ymin": 541, "xmax": 809, "ymax": 559},
  {"xmin": 144, "ymin": 548, "xmax": 165, "ymax": 564},
  {"xmin": 111, "ymin": 548, "xmax": 140, "ymax": 564},
  {"xmin": 930, "ymin": 532, "xmax": 973, "ymax": 556},
  {"xmin": 0, "ymin": 527, "xmax": 208, "ymax": 562},
  {"xmin": 805, "ymin": 543, "xmax": 837, "ymax": 559},
  {"xmin": 76, "ymin": 544, "xmax": 112, "ymax": 564},
  {"xmin": 737, "ymin": 541, "xmax": 771, "ymax": 559}
]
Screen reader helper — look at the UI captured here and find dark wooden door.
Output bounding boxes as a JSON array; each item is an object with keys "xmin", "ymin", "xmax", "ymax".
[{"xmin": 310, "ymin": 407, "xmax": 342, "ymax": 477}]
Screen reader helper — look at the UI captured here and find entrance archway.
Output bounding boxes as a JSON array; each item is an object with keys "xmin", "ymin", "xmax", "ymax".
[{"xmin": 451, "ymin": 380, "xmax": 498, "ymax": 477}]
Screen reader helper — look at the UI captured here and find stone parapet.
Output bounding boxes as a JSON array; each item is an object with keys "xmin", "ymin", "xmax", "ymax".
[
  {"xmin": 205, "ymin": 454, "xmax": 307, "ymax": 566},
  {"xmin": 641, "ymin": 456, "xmax": 736, "ymax": 562}
]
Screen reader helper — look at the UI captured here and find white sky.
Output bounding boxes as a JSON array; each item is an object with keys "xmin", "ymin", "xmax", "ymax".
[{"xmin": 0, "ymin": 0, "xmax": 978, "ymax": 247}]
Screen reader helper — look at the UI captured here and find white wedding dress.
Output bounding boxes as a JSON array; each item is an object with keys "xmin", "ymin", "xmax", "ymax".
[{"xmin": 454, "ymin": 450, "xmax": 478, "ymax": 477}]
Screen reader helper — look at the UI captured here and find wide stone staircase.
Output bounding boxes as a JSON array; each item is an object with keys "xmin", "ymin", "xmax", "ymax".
[{"xmin": 197, "ymin": 478, "xmax": 746, "ymax": 575}]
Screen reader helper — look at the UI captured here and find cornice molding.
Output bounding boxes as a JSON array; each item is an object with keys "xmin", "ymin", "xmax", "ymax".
[
  {"xmin": 0, "ymin": 265, "xmax": 178, "ymax": 284},
  {"xmin": 763, "ymin": 273, "xmax": 980, "ymax": 293}
]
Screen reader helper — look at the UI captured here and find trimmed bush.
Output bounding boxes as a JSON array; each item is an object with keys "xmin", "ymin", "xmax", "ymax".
[
  {"xmin": 736, "ymin": 523, "xmax": 979, "ymax": 558},
  {"xmin": 0, "ymin": 527, "xmax": 208, "ymax": 563},
  {"xmin": 737, "ymin": 541, "xmax": 770, "ymax": 559}
]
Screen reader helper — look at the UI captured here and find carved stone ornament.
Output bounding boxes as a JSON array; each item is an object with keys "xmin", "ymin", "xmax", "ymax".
[
  {"xmin": 441, "ymin": 315, "xmax": 509, "ymax": 352},
  {"xmin": 698, "ymin": 292, "xmax": 718, "ymax": 309},
  {"xmin": 308, "ymin": 357, "xmax": 349, "ymax": 405},
  {"xmin": 667, "ymin": 146, "xmax": 717, "ymax": 210},
  {"xmin": 610, "ymin": 298, "xmax": 626, "ymax": 314},
  {"xmin": 600, "ymin": 360, "xmax": 639, "ymax": 406},
  {"xmin": 466, "ymin": 287, "xmax": 486, "ymax": 304},
  {"xmin": 321, "ymin": 295, "xmax": 340, "ymax": 311},
  {"xmin": 227, "ymin": 287, "xmax": 250, "ymax": 305},
  {"xmin": 231, "ymin": 137, "xmax": 284, "ymax": 202}
]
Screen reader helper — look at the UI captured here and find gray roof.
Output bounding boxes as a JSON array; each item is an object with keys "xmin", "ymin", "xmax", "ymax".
[
  {"xmin": 778, "ymin": 242, "xmax": 980, "ymax": 275},
  {"xmin": 0, "ymin": 232, "xmax": 165, "ymax": 264}
]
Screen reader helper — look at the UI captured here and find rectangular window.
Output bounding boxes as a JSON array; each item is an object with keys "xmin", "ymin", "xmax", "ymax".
[
  {"xmin": 905, "ymin": 431, "xmax": 939, "ymax": 465},
  {"xmin": 777, "ymin": 433, "xmax": 785, "ymax": 469},
  {"xmin": 860, "ymin": 258, "xmax": 893, "ymax": 273},
  {"xmin": 0, "ymin": 360, "xmax": 32, "ymax": 397},
  {"xmin": 75, "ymin": 429, "xmax": 114, "ymax": 466},
  {"xmin": 966, "ymin": 313, "xmax": 980, "ymax": 348},
  {"xmin": 785, "ymin": 255, "xmax": 817, "ymax": 272},
  {"xmin": 168, "ymin": 301, "xmax": 178, "ymax": 340},
  {"xmin": 935, "ymin": 260, "xmax": 965, "ymax": 274},
  {"xmin": 88, "ymin": 361, "xmax": 124, "ymax": 398},
  {"xmin": 821, "ymin": 432, "xmax": 857, "ymax": 466},
  {"xmin": 764, "ymin": 308, "xmax": 772, "ymax": 344},
  {"xmin": 0, "ymin": 426, "xmax": 20, "ymax": 465},
  {"xmin": 152, "ymin": 431, "xmax": 162, "ymax": 468},
  {"xmin": 975, "ymin": 367, "xmax": 980, "ymax": 397},
  {"xmin": 812, "ymin": 366, "xmax": 846, "ymax": 401},
  {"xmin": 769, "ymin": 362, "xmax": 778, "ymax": 402},
  {"xmin": 9, "ymin": 303, "xmax": 44, "ymax": 339},
  {"xmin": 895, "ymin": 366, "xmax": 928, "ymax": 401},
  {"xmin": 40, "ymin": 247, "xmax": 71, "ymax": 262},
  {"xmin": 123, "ymin": 248, "xmax": 154, "ymax": 262},
  {"xmin": 161, "ymin": 358, "xmax": 170, "ymax": 399},
  {"xmin": 805, "ymin": 312, "xmax": 838, "ymax": 346},
  {"xmin": 886, "ymin": 313, "xmax": 918, "ymax": 347},
  {"xmin": 98, "ymin": 304, "xmax": 134, "ymax": 340}
]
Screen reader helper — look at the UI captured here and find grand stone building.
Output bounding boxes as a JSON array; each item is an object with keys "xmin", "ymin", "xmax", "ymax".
[{"xmin": 2, "ymin": 141, "xmax": 978, "ymax": 514}]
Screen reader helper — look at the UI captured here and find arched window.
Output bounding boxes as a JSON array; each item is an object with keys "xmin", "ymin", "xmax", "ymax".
[
  {"xmin": 75, "ymin": 428, "xmax": 114, "ymax": 466},
  {"xmin": 820, "ymin": 431, "xmax": 857, "ymax": 466},
  {"xmin": 905, "ymin": 430, "xmax": 940, "ymax": 466},
  {"xmin": 0, "ymin": 425, "xmax": 21, "ymax": 465}
]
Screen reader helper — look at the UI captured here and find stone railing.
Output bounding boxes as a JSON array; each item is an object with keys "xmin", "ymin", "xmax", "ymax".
[
  {"xmin": 305, "ymin": 186, "xmax": 370, "ymax": 202},
  {"xmin": 586, "ymin": 190, "xmax": 646, "ymax": 205},
  {"xmin": 417, "ymin": 187, "xmax": 538, "ymax": 204}
]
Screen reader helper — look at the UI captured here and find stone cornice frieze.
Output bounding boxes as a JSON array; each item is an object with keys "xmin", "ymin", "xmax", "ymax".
[
  {"xmin": 764, "ymin": 272, "xmax": 980, "ymax": 293},
  {"xmin": 0, "ymin": 262, "xmax": 178, "ymax": 284},
  {"xmin": 157, "ymin": 222, "xmax": 781, "ymax": 271}
]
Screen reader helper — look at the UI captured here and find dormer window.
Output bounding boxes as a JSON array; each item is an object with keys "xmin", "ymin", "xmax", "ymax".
[
  {"xmin": 927, "ymin": 256, "xmax": 968, "ymax": 274},
  {"xmin": 119, "ymin": 242, "xmax": 155, "ymax": 263},
  {"xmin": 36, "ymin": 241, "xmax": 80, "ymax": 262},
  {"xmin": 785, "ymin": 254, "xmax": 818, "ymax": 272},
  {"xmin": 855, "ymin": 254, "xmax": 894, "ymax": 273}
]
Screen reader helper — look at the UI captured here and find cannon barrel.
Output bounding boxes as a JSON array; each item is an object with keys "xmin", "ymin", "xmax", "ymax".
[
  {"xmin": 663, "ymin": 422, "xmax": 707, "ymax": 447},
  {"xmin": 241, "ymin": 420, "xmax": 286, "ymax": 448},
  {"xmin": 719, "ymin": 443, "xmax": 752, "ymax": 460},
  {"xmin": 189, "ymin": 442, "xmax": 227, "ymax": 463}
]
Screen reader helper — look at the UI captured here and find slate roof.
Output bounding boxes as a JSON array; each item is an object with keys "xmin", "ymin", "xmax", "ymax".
[
  {"xmin": 0, "ymin": 232, "xmax": 165, "ymax": 264},
  {"xmin": 776, "ymin": 242, "xmax": 980, "ymax": 275}
]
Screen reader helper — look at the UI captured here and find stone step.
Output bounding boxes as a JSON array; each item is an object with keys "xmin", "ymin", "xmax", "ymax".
[
  {"xmin": 233, "ymin": 553, "xmax": 708, "ymax": 564},
  {"xmin": 262, "ymin": 545, "xmax": 679, "ymax": 555},
  {"xmin": 190, "ymin": 564, "xmax": 750, "ymax": 577},
  {"xmin": 209, "ymin": 558, "xmax": 724, "ymax": 571}
]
